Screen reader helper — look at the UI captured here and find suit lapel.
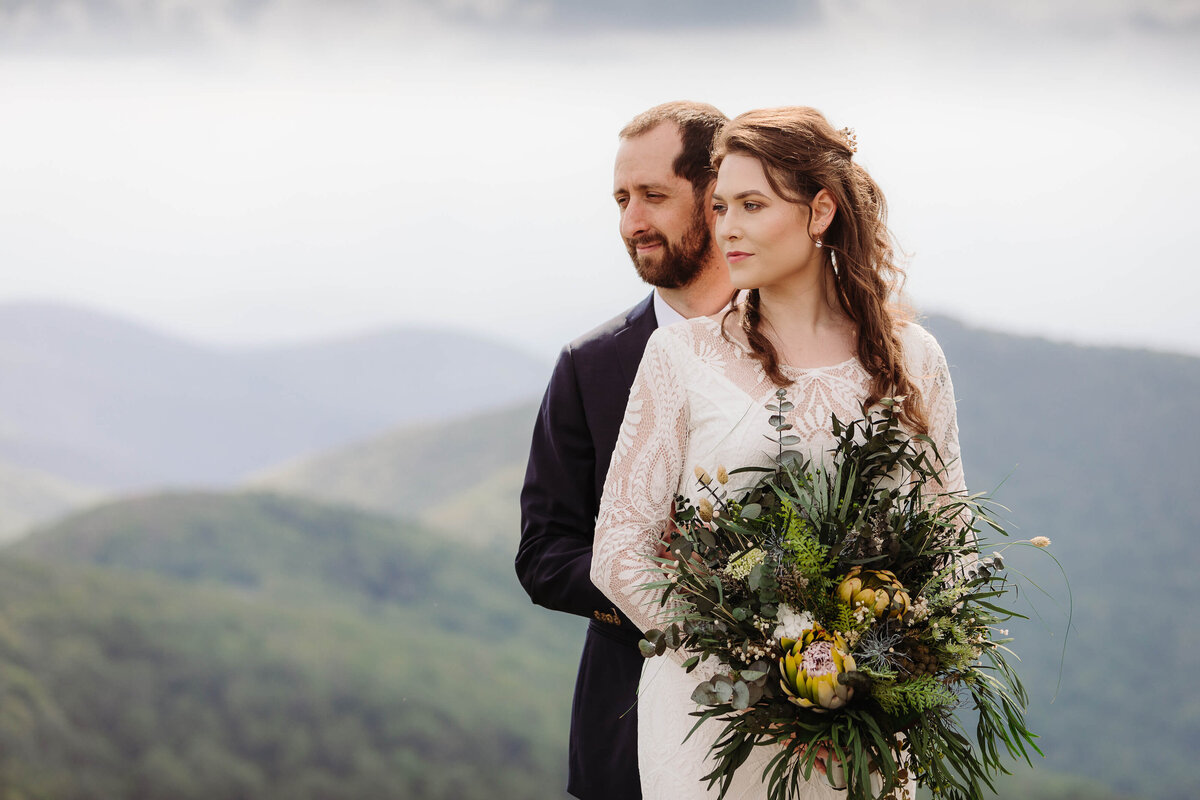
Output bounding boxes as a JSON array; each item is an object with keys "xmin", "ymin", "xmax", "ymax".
[{"xmin": 613, "ymin": 294, "xmax": 657, "ymax": 391}]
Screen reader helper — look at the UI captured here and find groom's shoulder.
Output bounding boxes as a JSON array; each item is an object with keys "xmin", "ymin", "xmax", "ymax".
[{"xmin": 565, "ymin": 294, "xmax": 654, "ymax": 360}]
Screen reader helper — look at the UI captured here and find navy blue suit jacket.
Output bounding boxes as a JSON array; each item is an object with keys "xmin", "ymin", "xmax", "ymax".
[{"xmin": 516, "ymin": 294, "xmax": 657, "ymax": 799}]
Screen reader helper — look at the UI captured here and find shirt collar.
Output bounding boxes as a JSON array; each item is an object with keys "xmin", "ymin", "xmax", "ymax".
[{"xmin": 652, "ymin": 290, "xmax": 687, "ymax": 329}]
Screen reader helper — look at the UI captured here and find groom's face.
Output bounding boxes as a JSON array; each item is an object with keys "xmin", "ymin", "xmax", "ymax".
[{"xmin": 613, "ymin": 123, "xmax": 714, "ymax": 289}]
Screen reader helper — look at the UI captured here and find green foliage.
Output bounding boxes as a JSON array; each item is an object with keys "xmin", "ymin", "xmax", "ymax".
[
  {"xmin": 870, "ymin": 676, "xmax": 957, "ymax": 716},
  {"xmin": 642, "ymin": 400, "xmax": 1042, "ymax": 800},
  {"xmin": 780, "ymin": 505, "xmax": 832, "ymax": 587}
]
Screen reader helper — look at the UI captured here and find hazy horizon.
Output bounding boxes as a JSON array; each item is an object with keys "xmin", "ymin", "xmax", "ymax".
[{"xmin": 2, "ymin": 1, "xmax": 1197, "ymax": 359}]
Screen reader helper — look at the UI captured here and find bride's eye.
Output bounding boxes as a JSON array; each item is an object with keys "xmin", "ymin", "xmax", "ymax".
[
  {"xmin": 712, "ymin": 202, "xmax": 727, "ymax": 215},
  {"xmin": 743, "ymin": 201, "xmax": 762, "ymax": 212}
]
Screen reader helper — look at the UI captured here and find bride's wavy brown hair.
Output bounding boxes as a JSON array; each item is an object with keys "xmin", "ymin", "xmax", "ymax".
[{"xmin": 713, "ymin": 107, "xmax": 928, "ymax": 434}]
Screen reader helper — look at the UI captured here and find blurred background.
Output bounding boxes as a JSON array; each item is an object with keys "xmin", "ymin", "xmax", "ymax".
[{"xmin": 0, "ymin": 1, "xmax": 1197, "ymax": 798}]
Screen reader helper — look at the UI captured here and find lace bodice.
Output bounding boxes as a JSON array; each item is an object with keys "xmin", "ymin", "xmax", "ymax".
[
  {"xmin": 590, "ymin": 315, "xmax": 961, "ymax": 799},
  {"xmin": 591, "ymin": 315, "xmax": 965, "ymax": 664}
]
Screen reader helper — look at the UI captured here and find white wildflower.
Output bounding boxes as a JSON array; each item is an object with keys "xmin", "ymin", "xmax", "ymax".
[
  {"xmin": 907, "ymin": 596, "xmax": 931, "ymax": 624},
  {"xmin": 724, "ymin": 548, "xmax": 765, "ymax": 581},
  {"xmin": 772, "ymin": 603, "xmax": 815, "ymax": 641}
]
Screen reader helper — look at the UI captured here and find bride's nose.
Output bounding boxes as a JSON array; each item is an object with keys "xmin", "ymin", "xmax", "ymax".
[{"xmin": 716, "ymin": 216, "xmax": 740, "ymax": 241}]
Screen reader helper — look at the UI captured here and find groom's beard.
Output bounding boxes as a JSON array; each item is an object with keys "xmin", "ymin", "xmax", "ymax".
[{"xmin": 626, "ymin": 204, "xmax": 712, "ymax": 290}]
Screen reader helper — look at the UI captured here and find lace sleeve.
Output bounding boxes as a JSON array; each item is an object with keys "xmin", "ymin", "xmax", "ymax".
[
  {"xmin": 592, "ymin": 328, "xmax": 690, "ymax": 646},
  {"xmin": 910, "ymin": 326, "xmax": 965, "ymax": 498},
  {"xmin": 905, "ymin": 324, "xmax": 977, "ymax": 568}
]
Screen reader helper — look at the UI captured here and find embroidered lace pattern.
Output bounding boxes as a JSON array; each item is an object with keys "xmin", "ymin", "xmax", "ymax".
[{"xmin": 591, "ymin": 315, "xmax": 962, "ymax": 799}]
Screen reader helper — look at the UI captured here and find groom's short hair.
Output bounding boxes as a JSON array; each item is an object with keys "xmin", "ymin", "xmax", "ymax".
[{"xmin": 620, "ymin": 101, "xmax": 728, "ymax": 197}]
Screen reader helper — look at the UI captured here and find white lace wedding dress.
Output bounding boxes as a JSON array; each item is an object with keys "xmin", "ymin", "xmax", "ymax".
[{"xmin": 592, "ymin": 315, "xmax": 964, "ymax": 800}]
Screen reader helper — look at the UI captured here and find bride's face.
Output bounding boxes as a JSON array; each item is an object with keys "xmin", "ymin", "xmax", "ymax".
[{"xmin": 712, "ymin": 153, "xmax": 825, "ymax": 292}]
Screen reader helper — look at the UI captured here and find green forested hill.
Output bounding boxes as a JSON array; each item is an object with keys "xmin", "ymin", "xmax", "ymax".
[
  {"xmin": 4, "ymin": 492, "xmax": 581, "ymax": 799},
  {"xmin": 249, "ymin": 403, "xmax": 539, "ymax": 547}
]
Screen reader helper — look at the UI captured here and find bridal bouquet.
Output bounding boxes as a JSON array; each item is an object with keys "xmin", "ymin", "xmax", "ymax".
[{"xmin": 638, "ymin": 392, "xmax": 1052, "ymax": 800}]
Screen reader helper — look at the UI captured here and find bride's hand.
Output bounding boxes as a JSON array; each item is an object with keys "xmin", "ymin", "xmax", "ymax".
[
  {"xmin": 653, "ymin": 508, "xmax": 680, "ymax": 561},
  {"xmin": 800, "ymin": 742, "xmax": 832, "ymax": 777},
  {"xmin": 798, "ymin": 741, "xmax": 851, "ymax": 789}
]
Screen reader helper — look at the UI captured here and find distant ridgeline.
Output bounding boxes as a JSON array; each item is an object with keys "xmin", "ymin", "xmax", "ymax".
[
  {"xmin": 1, "ymin": 303, "xmax": 1197, "ymax": 798},
  {"xmin": 0, "ymin": 302, "xmax": 550, "ymax": 489}
]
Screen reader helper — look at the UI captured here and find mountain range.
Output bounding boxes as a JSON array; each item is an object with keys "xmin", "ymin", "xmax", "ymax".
[
  {"xmin": 2, "ymin": 301, "xmax": 1197, "ymax": 798},
  {"xmin": 0, "ymin": 302, "xmax": 548, "ymax": 490}
]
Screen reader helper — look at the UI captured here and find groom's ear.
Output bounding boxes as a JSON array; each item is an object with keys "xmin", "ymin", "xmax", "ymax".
[{"xmin": 700, "ymin": 179, "xmax": 718, "ymax": 226}]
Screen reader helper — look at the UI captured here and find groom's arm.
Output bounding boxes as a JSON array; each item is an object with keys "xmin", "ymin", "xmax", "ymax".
[{"xmin": 515, "ymin": 344, "xmax": 619, "ymax": 620}]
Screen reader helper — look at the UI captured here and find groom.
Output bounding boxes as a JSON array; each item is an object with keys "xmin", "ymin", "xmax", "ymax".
[{"xmin": 516, "ymin": 101, "xmax": 732, "ymax": 798}]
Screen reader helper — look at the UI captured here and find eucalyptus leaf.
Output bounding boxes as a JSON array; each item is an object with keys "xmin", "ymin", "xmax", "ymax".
[
  {"xmin": 747, "ymin": 565, "xmax": 762, "ymax": 592},
  {"xmin": 664, "ymin": 624, "xmax": 682, "ymax": 649},
  {"xmin": 780, "ymin": 450, "xmax": 806, "ymax": 468},
  {"xmin": 731, "ymin": 681, "xmax": 750, "ymax": 710}
]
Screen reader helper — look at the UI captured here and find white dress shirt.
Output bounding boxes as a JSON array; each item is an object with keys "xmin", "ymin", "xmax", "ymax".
[{"xmin": 652, "ymin": 290, "xmax": 686, "ymax": 329}]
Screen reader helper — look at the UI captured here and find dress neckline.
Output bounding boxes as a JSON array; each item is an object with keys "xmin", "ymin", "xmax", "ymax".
[{"xmin": 694, "ymin": 316, "xmax": 864, "ymax": 375}]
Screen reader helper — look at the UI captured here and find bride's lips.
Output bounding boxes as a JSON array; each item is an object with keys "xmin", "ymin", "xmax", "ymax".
[{"xmin": 725, "ymin": 250, "xmax": 751, "ymax": 263}]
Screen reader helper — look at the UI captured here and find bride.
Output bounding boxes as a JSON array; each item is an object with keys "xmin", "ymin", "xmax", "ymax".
[{"xmin": 591, "ymin": 107, "xmax": 965, "ymax": 799}]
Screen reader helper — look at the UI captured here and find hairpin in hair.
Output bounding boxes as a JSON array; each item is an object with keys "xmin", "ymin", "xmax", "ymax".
[{"xmin": 838, "ymin": 126, "xmax": 858, "ymax": 154}]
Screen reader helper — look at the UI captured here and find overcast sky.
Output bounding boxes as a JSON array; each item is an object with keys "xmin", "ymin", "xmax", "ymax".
[{"xmin": 1, "ymin": 1, "xmax": 1198, "ymax": 359}]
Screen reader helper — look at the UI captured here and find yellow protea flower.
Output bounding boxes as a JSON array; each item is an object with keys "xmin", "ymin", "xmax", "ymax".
[
  {"xmin": 836, "ymin": 566, "xmax": 911, "ymax": 621},
  {"xmin": 779, "ymin": 627, "xmax": 856, "ymax": 712}
]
